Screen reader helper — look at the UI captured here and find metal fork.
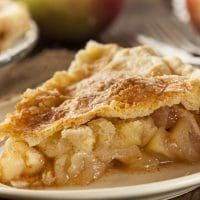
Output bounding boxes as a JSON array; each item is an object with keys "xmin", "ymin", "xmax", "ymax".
[
  {"xmin": 137, "ymin": 34, "xmax": 200, "ymax": 65},
  {"xmin": 136, "ymin": 13, "xmax": 200, "ymax": 65},
  {"xmin": 142, "ymin": 17, "xmax": 200, "ymax": 56}
]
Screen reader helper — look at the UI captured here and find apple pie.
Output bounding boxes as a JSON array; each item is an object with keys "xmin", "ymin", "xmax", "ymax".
[
  {"xmin": 0, "ymin": 0, "xmax": 31, "ymax": 51},
  {"xmin": 0, "ymin": 41, "xmax": 200, "ymax": 188}
]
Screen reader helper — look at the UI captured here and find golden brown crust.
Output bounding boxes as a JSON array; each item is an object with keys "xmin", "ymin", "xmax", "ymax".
[
  {"xmin": 1, "ymin": 72, "xmax": 200, "ymax": 146},
  {"xmin": 67, "ymin": 41, "xmax": 173, "ymax": 79},
  {"xmin": 1, "ymin": 42, "xmax": 200, "ymax": 146},
  {"xmin": 67, "ymin": 41, "xmax": 200, "ymax": 79}
]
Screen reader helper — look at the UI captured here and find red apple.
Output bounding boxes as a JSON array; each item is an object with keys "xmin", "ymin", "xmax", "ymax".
[
  {"xmin": 187, "ymin": 0, "xmax": 200, "ymax": 31},
  {"xmin": 18, "ymin": 0, "xmax": 123, "ymax": 43}
]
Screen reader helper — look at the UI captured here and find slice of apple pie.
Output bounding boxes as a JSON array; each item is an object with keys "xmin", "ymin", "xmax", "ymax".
[{"xmin": 0, "ymin": 41, "xmax": 200, "ymax": 188}]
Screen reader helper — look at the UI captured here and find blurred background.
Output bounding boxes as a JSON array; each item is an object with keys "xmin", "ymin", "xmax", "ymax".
[
  {"xmin": 14, "ymin": 0, "xmax": 200, "ymax": 50},
  {"xmin": 0, "ymin": 0, "xmax": 200, "ymax": 99},
  {"xmin": 2, "ymin": 0, "xmax": 200, "ymax": 101},
  {"xmin": 12, "ymin": 1, "xmax": 188, "ymax": 48},
  {"xmin": 2, "ymin": 0, "xmax": 200, "ymax": 98}
]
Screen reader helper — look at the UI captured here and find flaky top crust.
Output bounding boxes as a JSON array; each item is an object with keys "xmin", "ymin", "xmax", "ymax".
[{"xmin": 1, "ymin": 42, "xmax": 200, "ymax": 146}]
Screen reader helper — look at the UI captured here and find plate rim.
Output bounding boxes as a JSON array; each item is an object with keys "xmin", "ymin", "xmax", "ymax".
[
  {"xmin": 0, "ymin": 21, "xmax": 38, "ymax": 67},
  {"xmin": 0, "ymin": 172, "xmax": 199, "ymax": 199}
]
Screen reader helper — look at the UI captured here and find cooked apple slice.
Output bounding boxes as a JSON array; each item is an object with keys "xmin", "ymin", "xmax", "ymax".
[
  {"xmin": 169, "ymin": 117, "xmax": 200, "ymax": 161},
  {"xmin": 146, "ymin": 128, "xmax": 172, "ymax": 159}
]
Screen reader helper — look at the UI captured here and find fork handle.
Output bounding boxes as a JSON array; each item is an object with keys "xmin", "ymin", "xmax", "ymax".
[
  {"xmin": 137, "ymin": 34, "xmax": 200, "ymax": 66},
  {"xmin": 183, "ymin": 56, "xmax": 200, "ymax": 66}
]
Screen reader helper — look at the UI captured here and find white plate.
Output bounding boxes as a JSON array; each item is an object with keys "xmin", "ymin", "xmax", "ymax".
[
  {"xmin": 0, "ymin": 97, "xmax": 199, "ymax": 200},
  {"xmin": 0, "ymin": 21, "xmax": 38, "ymax": 67},
  {"xmin": 0, "ymin": 173, "xmax": 198, "ymax": 200}
]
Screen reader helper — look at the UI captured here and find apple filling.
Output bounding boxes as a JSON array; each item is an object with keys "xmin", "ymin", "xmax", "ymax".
[{"xmin": 0, "ymin": 105, "xmax": 199, "ymax": 188}]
